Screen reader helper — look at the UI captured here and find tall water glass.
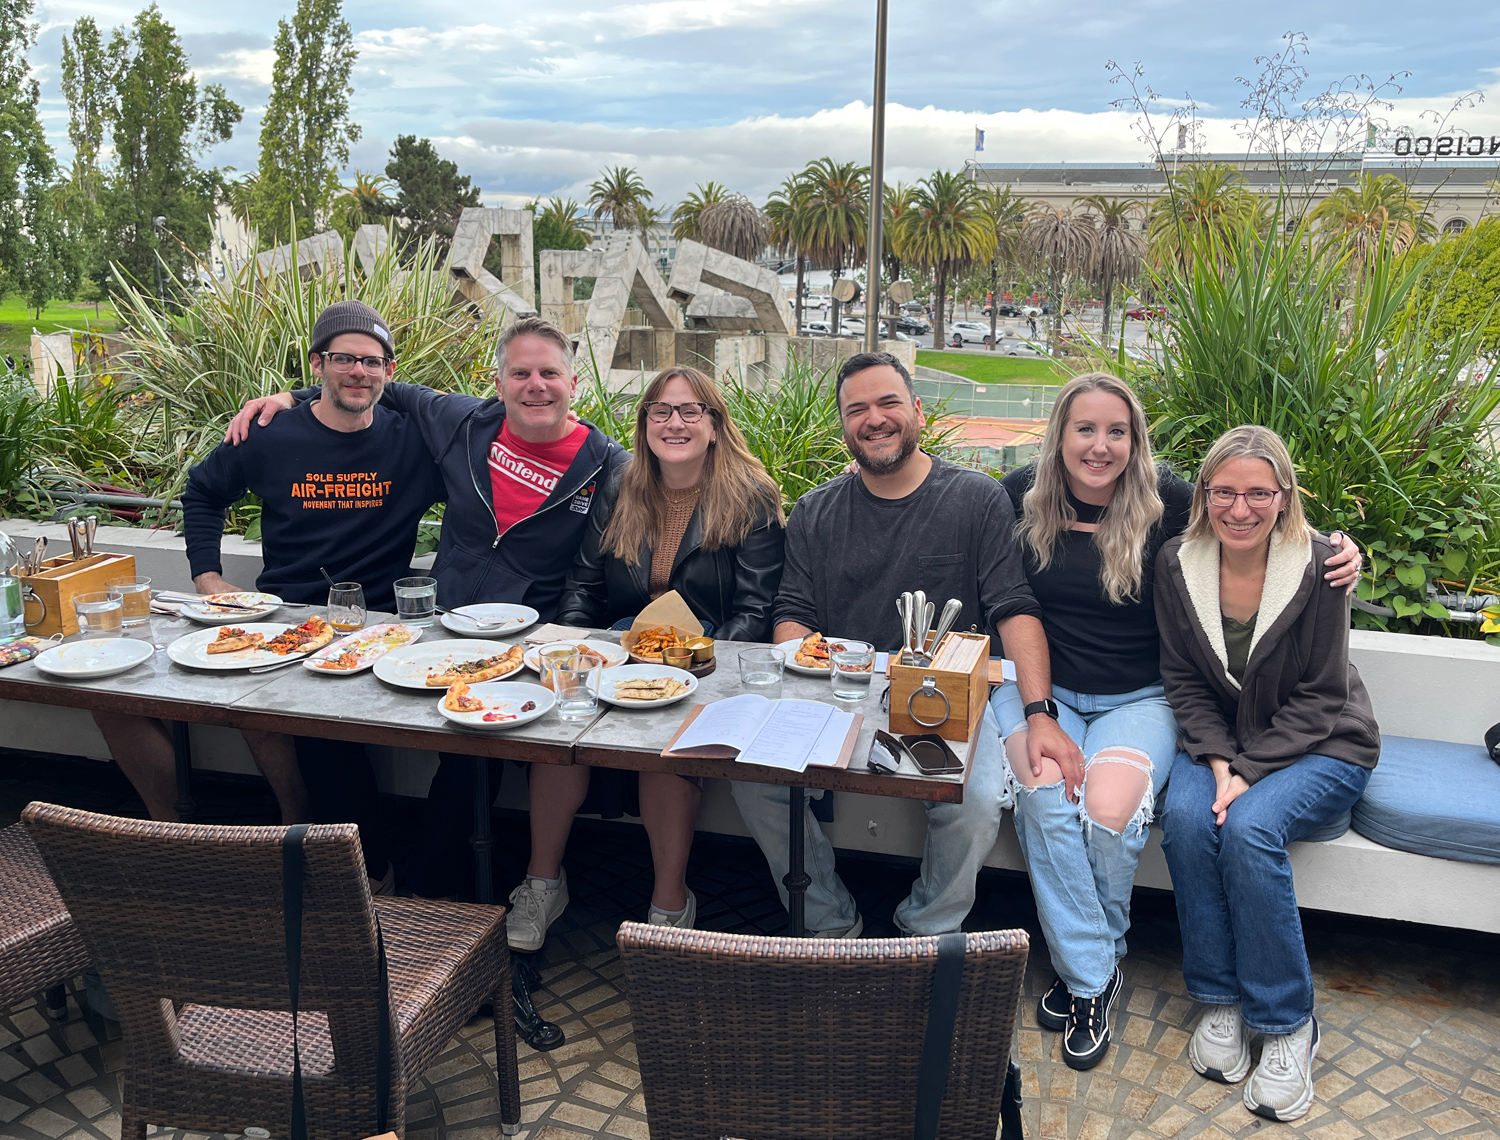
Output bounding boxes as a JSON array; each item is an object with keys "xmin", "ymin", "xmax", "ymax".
[
  {"xmin": 0, "ymin": 574, "xmax": 24, "ymax": 643},
  {"xmin": 830, "ymin": 641, "xmax": 875, "ymax": 701},
  {"xmin": 107, "ymin": 575, "xmax": 153, "ymax": 628},
  {"xmin": 739, "ymin": 647, "xmax": 785, "ymax": 700},
  {"xmin": 328, "ymin": 582, "xmax": 366, "ymax": 631},
  {"xmin": 553, "ymin": 654, "xmax": 602, "ymax": 720},
  {"xmin": 393, "ymin": 576, "xmax": 437, "ymax": 626},
  {"xmin": 74, "ymin": 591, "xmax": 123, "ymax": 638}
]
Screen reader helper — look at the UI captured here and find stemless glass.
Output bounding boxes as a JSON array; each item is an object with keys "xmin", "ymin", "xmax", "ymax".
[
  {"xmin": 393, "ymin": 576, "xmax": 437, "ymax": 626},
  {"xmin": 107, "ymin": 575, "xmax": 153, "ymax": 628},
  {"xmin": 830, "ymin": 641, "xmax": 875, "ymax": 701},
  {"xmin": 739, "ymin": 647, "xmax": 785, "ymax": 700},
  {"xmin": 553, "ymin": 654, "xmax": 602, "ymax": 720},
  {"xmin": 327, "ymin": 582, "xmax": 366, "ymax": 631},
  {"xmin": 73, "ymin": 591, "xmax": 123, "ymax": 638}
]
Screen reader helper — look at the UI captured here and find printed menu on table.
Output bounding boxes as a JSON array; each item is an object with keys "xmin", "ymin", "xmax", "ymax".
[{"xmin": 663, "ymin": 694, "xmax": 862, "ymax": 773}]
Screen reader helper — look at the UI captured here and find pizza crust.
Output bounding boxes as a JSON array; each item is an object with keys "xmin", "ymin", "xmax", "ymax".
[{"xmin": 426, "ymin": 645, "xmax": 525, "ymax": 687}]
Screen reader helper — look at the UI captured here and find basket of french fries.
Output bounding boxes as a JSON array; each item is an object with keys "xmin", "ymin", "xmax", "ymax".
[{"xmin": 619, "ymin": 591, "xmax": 704, "ymax": 663}]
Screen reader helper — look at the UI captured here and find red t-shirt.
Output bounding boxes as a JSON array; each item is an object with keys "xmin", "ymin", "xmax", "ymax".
[{"xmin": 488, "ymin": 420, "xmax": 590, "ymax": 536}]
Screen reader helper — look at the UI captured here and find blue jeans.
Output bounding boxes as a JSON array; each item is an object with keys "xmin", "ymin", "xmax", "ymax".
[
  {"xmin": 730, "ymin": 704, "xmax": 1008, "ymax": 934},
  {"xmin": 991, "ymin": 682, "xmax": 1179, "ymax": 998},
  {"xmin": 1159, "ymin": 751, "xmax": 1371, "ymax": 1034}
]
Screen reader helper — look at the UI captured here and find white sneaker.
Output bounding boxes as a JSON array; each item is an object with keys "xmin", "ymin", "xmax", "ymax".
[
  {"xmin": 648, "ymin": 889, "xmax": 698, "ymax": 929},
  {"xmin": 811, "ymin": 913, "xmax": 864, "ymax": 939},
  {"xmin": 507, "ymin": 870, "xmax": 569, "ymax": 952},
  {"xmin": 1244, "ymin": 1017, "xmax": 1320, "ymax": 1122},
  {"xmin": 1189, "ymin": 1003, "xmax": 1251, "ymax": 1084}
]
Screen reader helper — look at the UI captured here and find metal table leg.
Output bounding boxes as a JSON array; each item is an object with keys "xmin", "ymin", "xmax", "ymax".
[
  {"xmin": 471, "ymin": 759, "xmax": 564, "ymax": 1052},
  {"xmin": 170, "ymin": 721, "xmax": 194, "ymax": 822},
  {"xmin": 784, "ymin": 785, "xmax": 810, "ymax": 936}
]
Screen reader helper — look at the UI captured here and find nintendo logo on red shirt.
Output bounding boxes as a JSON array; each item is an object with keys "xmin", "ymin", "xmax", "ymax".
[{"xmin": 490, "ymin": 441, "xmax": 563, "ymax": 495}]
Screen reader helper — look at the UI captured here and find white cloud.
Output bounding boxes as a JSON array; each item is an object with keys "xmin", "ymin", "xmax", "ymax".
[{"xmin": 194, "ymin": 47, "xmax": 276, "ymax": 87}]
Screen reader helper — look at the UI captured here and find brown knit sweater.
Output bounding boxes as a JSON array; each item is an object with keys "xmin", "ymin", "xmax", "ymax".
[{"xmin": 650, "ymin": 485, "xmax": 700, "ymax": 597}]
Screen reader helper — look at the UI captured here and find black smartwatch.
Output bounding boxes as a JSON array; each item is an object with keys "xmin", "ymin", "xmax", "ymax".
[{"xmin": 1024, "ymin": 699, "xmax": 1060, "ymax": 721}]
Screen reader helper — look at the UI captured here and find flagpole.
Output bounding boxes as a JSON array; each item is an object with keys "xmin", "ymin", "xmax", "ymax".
[{"xmin": 863, "ymin": 0, "xmax": 889, "ymax": 354}]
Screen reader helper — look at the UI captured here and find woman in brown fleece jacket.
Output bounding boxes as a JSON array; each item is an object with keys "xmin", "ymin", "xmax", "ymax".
[{"xmin": 1154, "ymin": 426, "xmax": 1380, "ymax": 1124}]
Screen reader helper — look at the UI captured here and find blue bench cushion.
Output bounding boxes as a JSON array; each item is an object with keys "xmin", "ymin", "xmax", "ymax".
[{"xmin": 1351, "ymin": 735, "xmax": 1500, "ymax": 865}]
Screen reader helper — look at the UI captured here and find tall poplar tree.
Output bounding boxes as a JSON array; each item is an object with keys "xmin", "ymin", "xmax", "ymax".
[
  {"xmin": 253, "ymin": 0, "xmax": 361, "ymax": 239},
  {"xmin": 0, "ymin": 0, "xmax": 63, "ymax": 306},
  {"xmin": 59, "ymin": 16, "xmax": 116, "ymax": 306},
  {"xmin": 102, "ymin": 5, "xmax": 241, "ymax": 294}
]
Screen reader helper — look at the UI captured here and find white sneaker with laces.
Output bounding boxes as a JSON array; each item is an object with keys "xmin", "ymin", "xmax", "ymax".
[
  {"xmin": 1189, "ymin": 1003, "xmax": 1251, "ymax": 1084},
  {"xmin": 1244, "ymin": 1017, "xmax": 1320, "ymax": 1121},
  {"xmin": 507, "ymin": 869, "xmax": 569, "ymax": 952},
  {"xmin": 648, "ymin": 889, "xmax": 698, "ymax": 929}
]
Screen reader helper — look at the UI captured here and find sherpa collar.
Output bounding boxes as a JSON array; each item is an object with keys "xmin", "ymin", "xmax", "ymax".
[{"xmin": 1176, "ymin": 529, "xmax": 1312, "ymax": 690}]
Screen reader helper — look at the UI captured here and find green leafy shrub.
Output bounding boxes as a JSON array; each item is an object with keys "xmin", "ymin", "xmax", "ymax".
[{"xmin": 1105, "ymin": 220, "xmax": 1500, "ymax": 637}]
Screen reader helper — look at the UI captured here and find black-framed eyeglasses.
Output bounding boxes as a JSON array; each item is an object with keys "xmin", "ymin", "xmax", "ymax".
[
  {"xmin": 319, "ymin": 351, "xmax": 391, "ymax": 372},
  {"xmin": 1204, "ymin": 487, "xmax": 1281, "ymax": 509},
  {"xmin": 642, "ymin": 401, "xmax": 710, "ymax": 424}
]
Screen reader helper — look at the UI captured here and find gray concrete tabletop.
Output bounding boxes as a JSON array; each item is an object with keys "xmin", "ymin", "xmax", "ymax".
[{"xmin": 577, "ymin": 640, "xmax": 973, "ymax": 803}]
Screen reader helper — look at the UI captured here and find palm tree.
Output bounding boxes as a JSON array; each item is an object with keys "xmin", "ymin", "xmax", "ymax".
[
  {"xmin": 224, "ymin": 171, "xmax": 260, "ymax": 229},
  {"xmin": 881, "ymin": 182, "xmax": 916, "ymax": 284},
  {"xmin": 699, "ymin": 195, "xmax": 770, "ymax": 262},
  {"xmin": 636, "ymin": 203, "xmax": 666, "ymax": 256},
  {"xmin": 671, "ymin": 181, "xmax": 731, "ymax": 242},
  {"xmin": 588, "ymin": 166, "xmax": 654, "ymax": 243},
  {"xmin": 981, "ymin": 185, "xmax": 1028, "ymax": 350},
  {"xmin": 894, "ymin": 170, "xmax": 997, "ymax": 349},
  {"xmin": 1147, "ymin": 161, "xmax": 1262, "ymax": 272},
  {"xmin": 766, "ymin": 175, "xmax": 811, "ymax": 333},
  {"xmin": 534, "ymin": 197, "xmax": 591, "ymax": 247},
  {"xmin": 1310, "ymin": 172, "xmax": 1435, "ymax": 273},
  {"xmin": 797, "ymin": 157, "xmax": 869, "ymax": 333},
  {"xmin": 329, "ymin": 171, "xmax": 394, "ymax": 236},
  {"xmin": 1077, "ymin": 195, "xmax": 1145, "ymax": 341},
  {"xmin": 1021, "ymin": 204, "xmax": 1097, "ymax": 352}
]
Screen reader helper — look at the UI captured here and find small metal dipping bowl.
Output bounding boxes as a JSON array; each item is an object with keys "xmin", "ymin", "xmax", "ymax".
[
  {"xmin": 685, "ymin": 636, "xmax": 715, "ymax": 665},
  {"xmin": 662, "ymin": 646, "xmax": 695, "ymax": 669}
]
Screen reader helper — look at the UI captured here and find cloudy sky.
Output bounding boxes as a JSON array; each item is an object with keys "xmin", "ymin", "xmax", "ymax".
[{"xmin": 26, "ymin": 0, "xmax": 1500, "ymax": 208}]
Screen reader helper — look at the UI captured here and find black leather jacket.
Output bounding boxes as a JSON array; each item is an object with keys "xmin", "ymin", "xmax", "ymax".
[{"xmin": 556, "ymin": 469, "xmax": 786, "ymax": 643}]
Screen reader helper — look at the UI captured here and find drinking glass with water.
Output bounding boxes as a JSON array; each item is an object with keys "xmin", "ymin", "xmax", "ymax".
[
  {"xmin": 107, "ymin": 576, "xmax": 153, "ymax": 628},
  {"xmin": 554, "ymin": 654, "xmax": 603, "ymax": 720},
  {"xmin": 739, "ymin": 647, "xmax": 786, "ymax": 700},
  {"xmin": 393, "ymin": 576, "xmax": 437, "ymax": 626},
  {"xmin": 74, "ymin": 591, "xmax": 123, "ymax": 638},
  {"xmin": 0, "ymin": 575, "xmax": 24, "ymax": 643},
  {"xmin": 830, "ymin": 641, "xmax": 875, "ymax": 701}
]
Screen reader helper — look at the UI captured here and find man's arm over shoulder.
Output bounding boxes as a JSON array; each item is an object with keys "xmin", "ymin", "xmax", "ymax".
[{"xmin": 181, "ymin": 439, "xmax": 251, "ymax": 583}]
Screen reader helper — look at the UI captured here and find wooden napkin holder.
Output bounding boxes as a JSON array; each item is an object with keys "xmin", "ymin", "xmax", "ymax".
[
  {"xmin": 22, "ymin": 553, "xmax": 137, "ymax": 637},
  {"xmin": 887, "ymin": 631, "xmax": 992, "ymax": 743}
]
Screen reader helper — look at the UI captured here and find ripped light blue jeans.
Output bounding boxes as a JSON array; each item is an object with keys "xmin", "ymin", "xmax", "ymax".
[{"xmin": 991, "ymin": 682, "xmax": 1178, "ymax": 999}]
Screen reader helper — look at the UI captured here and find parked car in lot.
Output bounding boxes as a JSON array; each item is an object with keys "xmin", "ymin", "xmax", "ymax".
[
  {"xmin": 893, "ymin": 315, "xmax": 931, "ymax": 335},
  {"xmin": 841, "ymin": 318, "xmax": 866, "ymax": 336},
  {"xmin": 802, "ymin": 320, "xmax": 834, "ymax": 336},
  {"xmin": 948, "ymin": 320, "xmax": 996, "ymax": 348},
  {"xmin": 982, "ymin": 303, "xmax": 1021, "ymax": 317},
  {"xmin": 1125, "ymin": 306, "xmax": 1166, "ymax": 320},
  {"xmin": 995, "ymin": 336, "xmax": 1052, "ymax": 357}
]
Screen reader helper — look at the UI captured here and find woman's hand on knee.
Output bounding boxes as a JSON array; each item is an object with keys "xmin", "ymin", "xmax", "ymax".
[{"xmin": 1209, "ymin": 759, "xmax": 1249, "ymax": 826}]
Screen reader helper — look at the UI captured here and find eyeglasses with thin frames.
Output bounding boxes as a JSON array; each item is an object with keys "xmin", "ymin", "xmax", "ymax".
[
  {"xmin": 1205, "ymin": 487, "xmax": 1281, "ymax": 509},
  {"xmin": 642, "ymin": 401, "xmax": 710, "ymax": 424},
  {"xmin": 319, "ymin": 351, "xmax": 391, "ymax": 373}
]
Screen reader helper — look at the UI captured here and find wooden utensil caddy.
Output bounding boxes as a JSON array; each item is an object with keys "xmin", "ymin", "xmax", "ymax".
[
  {"xmin": 888, "ymin": 631, "xmax": 993, "ymax": 742},
  {"xmin": 22, "ymin": 553, "xmax": 137, "ymax": 637}
]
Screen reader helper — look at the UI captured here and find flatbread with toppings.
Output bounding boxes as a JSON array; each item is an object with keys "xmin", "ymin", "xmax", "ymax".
[
  {"xmin": 207, "ymin": 627, "xmax": 265, "ymax": 655},
  {"xmin": 425, "ymin": 644, "xmax": 525, "ymax": 687},
  {"xmin": 794, "ymin": 633, "xmax": 846, "ymax": 670},
  {"xmin": 612, "ymin": 676, "xmax": 690, "ymax": 702},
  {"xmin": 264, "ymin": 616, "xmax": 336, "ymax": 656},
  {"xmin": 444, "ymin": 679, "xmax": 485, "ymax": 712}
]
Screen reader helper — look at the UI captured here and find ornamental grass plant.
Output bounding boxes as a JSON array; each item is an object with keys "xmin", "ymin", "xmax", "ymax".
[{"xmin": 1103, "ymin": 220, "xmax": 1500, "ymax": 637}]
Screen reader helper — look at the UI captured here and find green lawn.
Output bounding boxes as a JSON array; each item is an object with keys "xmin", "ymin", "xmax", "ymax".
[
  {"xmin": 0, "ymin": 295, "xmax": 120, "ymax": 361},
  {"xmin": 915, "ymin": 350, "xmax": 1068, "ymax": 386}
]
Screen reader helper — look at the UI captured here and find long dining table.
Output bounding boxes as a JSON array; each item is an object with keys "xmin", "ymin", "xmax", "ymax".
[{"xmin": 0, "ymin": 609, "xmax": 980, "ymax": 1047}]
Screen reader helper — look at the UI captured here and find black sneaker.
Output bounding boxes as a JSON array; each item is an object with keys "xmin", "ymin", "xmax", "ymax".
[
  {"xmin": 1063, "ymin": 966, "xmax": 1122, "ymax": 1071},
  {"xmin": 1037, "ymin": 976, "xmax": 1070, "ymax": 1032}
]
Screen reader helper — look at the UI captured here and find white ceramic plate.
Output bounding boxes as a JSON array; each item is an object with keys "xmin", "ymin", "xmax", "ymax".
[
  {"xmin": 179, "ymin": 592, "xmax": 284, "ymax": 624},
  {"xmin": 597, "ymin": 664, "xmax": 698, "ymax": 709},
  {"xmin": 523, "ymin": 638, "xmax": 628, "ymax": 674},
  {"xmin": 774, "ymin": 636, "xmax": 872, "ymax": 676},
  {"xmin": 439, "ymin": 603, "xmax": 539, "ymax": 638},
  {"xmin": 167, "ymin": 623, "xmax": 307, "ymax": 670},
  {"xmin": 303, "ymin": 623, "xmax": 423, "ymax": 676},
  {"xmin": 372, "ymin": 640, "xmax": 526, "ymax": 691},
  {"xmin": 34, "ymin": 638, "xmax": 155, "ymax": 680},
  {"xmin": 437, "ymin": 680, "xmax": 555, "ymax": 730}
]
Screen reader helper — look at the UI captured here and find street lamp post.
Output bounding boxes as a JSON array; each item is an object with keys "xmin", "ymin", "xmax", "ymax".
[{"xmin": 862, "ymin": 0, "xmax": 889, "ymax": 354}]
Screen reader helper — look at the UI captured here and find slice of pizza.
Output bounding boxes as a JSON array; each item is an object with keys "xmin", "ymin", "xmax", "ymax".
[
  {"xmin": 207, "ymin": 627, "xmax": 265, "ymax": 654},
  {"xmin": 265, "ymin": 616, "xmax": 336, "ymax": 656},
  {"xmin": 444, "ymin": 679, "xmax": 485, "ymax": 712},
  {"xmin": 794, "ymin": 632, "xmax": 838, "ymax": 669},
  {"xmin": 425, "ymin": 644, "xmax": 525, "ymax": 687}
]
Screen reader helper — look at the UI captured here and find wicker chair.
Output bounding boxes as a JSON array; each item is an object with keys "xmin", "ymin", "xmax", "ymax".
[
  {"xmin": 0, "ymin": 822, "xmax": 91, "ymax": 1016},
  {"xmin": 22, "ymin": 802, "xmax": 522, "ymax": 1140},
  {"xmin": 617, "ymin": 923, "xmax": 1030, "ymax": 1140}
]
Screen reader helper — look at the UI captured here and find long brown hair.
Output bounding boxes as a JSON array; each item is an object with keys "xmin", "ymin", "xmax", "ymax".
[
  {"xmin": 1185, "ymin": 424, "xmax": 1309, "ymax": 545},
  {"xmin": 1017, "ymin": 371, "xmax": 1164, "ymax": 604},
  {"xmin": 601, "ymin": 366, "xmax": 785, "ymax": 564}
]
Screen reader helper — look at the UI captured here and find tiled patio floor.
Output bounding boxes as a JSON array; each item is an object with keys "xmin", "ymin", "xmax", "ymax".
[{"xmin": 2, "ymin": 750, "xmax": 1498, "ymax": 1140}]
